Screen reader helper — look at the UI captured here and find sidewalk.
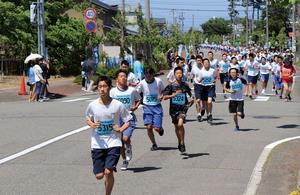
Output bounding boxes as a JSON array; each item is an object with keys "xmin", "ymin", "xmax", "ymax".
[{"xmin": 0, "ymin": 77, "xmax": 82, "ymax": 102}]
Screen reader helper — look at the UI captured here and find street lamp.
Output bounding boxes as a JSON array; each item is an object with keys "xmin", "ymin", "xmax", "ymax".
[{"xmin": 0, "ymin": 46, "xmax": 5, "ymax": 80}]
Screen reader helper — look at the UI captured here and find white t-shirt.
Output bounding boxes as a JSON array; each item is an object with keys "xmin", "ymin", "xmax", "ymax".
[
  {"xmin": 86, "ymin": 99, "xmax": 132, "ymax": 149},
  {"xmin": 259, "ymin": 62, "xmax": 271, "ymax": 75},
  {"xmin": 110, "ymin": 86, "xmax": 141, "ymax": 110},
  {"xmin": 245, "ymin": 60, "xmax": 260, "ymax": 76},
  {"xmin": 136, "ymin": 77, "xmax": 164, "ymax": 106},
  {"xmin": 230, "ymin": 63, "xmax": 240, "ymax": 70},
  {"xmin": 219, "ymin": 60, "xmax": 230, "ymax": 73},
  {"xmin": 227, "ymin": 78, "xmax": 246, "ymax": 101},
  {"xmin": 191, "ymin": 65, "xmax": 203, "ymax": 84},
  {"xmin": 272, "ymin": 63, "xmax": 281, "ymax": 76},
  {"xmin": 33, "ymin": 64, "xmax": 43, "ymax": 82},
  {"xmin": 127, "ymin": 72, "xmax": 138, "ymax": 85},
  {"xmin": 167, "ymin": 65, "xmax": 188, "ymax": 82},
  {"xmin": 210, "ymin": 59, "xmax": 218, "ymax": 70},
  {"xmin": 198, "ymin": 68, "xmax": 216, "ymax": 86}
]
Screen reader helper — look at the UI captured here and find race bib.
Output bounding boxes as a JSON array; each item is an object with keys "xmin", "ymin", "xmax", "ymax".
[
  {"xmin": 145, "ymin": 94, "xmax": 158, "ymax": 105},
  {"xmin": 172, "ymin": 93, "xmax": 185, "ymax": 105},
  {"xmin": 96, "ymin": 120, "xmax": 114, "ymax": 136},
  {"xmin": 116, "ymin": 95, "xmax": 131, "ymax": 109},
  {"xmin": 203, "ymin": 76, "xmax": 212, "ymax": 85}
]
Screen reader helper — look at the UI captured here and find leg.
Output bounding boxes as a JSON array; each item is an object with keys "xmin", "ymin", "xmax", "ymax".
[
  {"xmin": 233, "ymin": 113, "xmax": 238, "ymax": 127},
  {"xmin": 146, "ymin": 124, "xmax": 156, "ymax": 145},
  {"xmin": 104, "ymin": 169, "xmax": 114, "ymax": 195}
]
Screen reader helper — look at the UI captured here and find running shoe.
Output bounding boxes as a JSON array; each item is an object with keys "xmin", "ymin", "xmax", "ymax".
[
  {"xmin": 207, "ymin": 114, "xmax": 213, "ymax": 124},
  {"xmin": 125, "ymin": 145, "xmax": 132, "ymax": 161},
  {"xmin": 288, "ymin": 94, "xmax": 292, "ymax": 101},
  {"xmin": 150, "ymin": 144, "xmax": 158, "ymax": 151},
  {"xmin": 261, "ymin": 89, "xmax": 266, "ymax": 95},
  {"xmin": 197, "ymin": 115, "xmax": 202, "ymax": 122},
  {"xmin": 120, "ymin": 160, "xmax": 128, "ymax": 171},
  {"xmin": 234, "ymin": 126, "xmax": 240, "ymax": 131},
  {"xmin": 279, "ymin": 95, "xmax": 282, "ymax": 99},
  {"xmin": 249, "ymin": 95, "xmax": 253, "ymax": 99},
  {"xmin": 178, "ymin": 144, "xmax": 186, "ymax": 153},
  {"xmin": 158, "ymin": 128, "xmax": 164, "ymax": 136}
]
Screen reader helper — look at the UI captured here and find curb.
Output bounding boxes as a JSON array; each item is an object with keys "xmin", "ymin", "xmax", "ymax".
[{"xmin": 244, "ymin": 136, "xmax": 300, "ymax": 195}]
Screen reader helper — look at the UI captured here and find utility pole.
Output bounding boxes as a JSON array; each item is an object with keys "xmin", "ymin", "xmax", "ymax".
[
  {"xmin": 145, "ymin": 0, "xmax": 150, "ymax": 22},
  {"xmin": 192, "ymin": 14, "xmax": 194, "ymax": 30},
  {"xmin": 246, "ymin": 0, "xmax": 249, "ymax": 47},
  {"xmin": 266, "ymin": 0, "xmax": 269, "ymax": 48},
  {"xmin": 37, "ymin": 0, "xmax": 46, "ymax": 57},
  {"xmin": 144, "ymin": 0, "xmax": 151, "ymax": 63},
  {"xmin": 178, "ymin": 12, "xmax": 184, "ymax": 32},
  {"xmin": 172, "ymin": 9, "xmax": 175, "ymax": 26},
  {"xmin": 292, "ymin": 3, "xmax": 296, "ymax": 53},
  {"xmin": 120, "ymin": 0, "xmax": 125, "ymax": 59}
]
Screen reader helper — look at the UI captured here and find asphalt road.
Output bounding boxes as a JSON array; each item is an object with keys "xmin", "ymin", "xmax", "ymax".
[{"xmin": 0, "ymin": 54, "xmax": 299, "ymax": 195}]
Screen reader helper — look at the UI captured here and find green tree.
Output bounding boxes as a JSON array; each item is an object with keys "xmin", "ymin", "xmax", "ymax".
[{"xmin": 201, "ymin": 18, "xmax": 232, "ymax": 36}]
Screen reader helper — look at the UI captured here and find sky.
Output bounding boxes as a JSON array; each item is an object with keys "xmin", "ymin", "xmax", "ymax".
[{"xmin": 101, "ymin": 0, "xmax": 248, "ymax": 31}]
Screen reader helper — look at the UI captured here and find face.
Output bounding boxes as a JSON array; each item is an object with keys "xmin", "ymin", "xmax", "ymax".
[
  {"xmin": 177, "ymin": 60, "xmax": 184, "ymax": 67},
  {"xmin": 145, "ymin": 73, "xmax": 154, "ymax": 82},
  {"xmin": 261, "ymin": 58, "xmax": 266, "ymax": 64},
  {"xmin": 278, "ymin": 58, "xmax": 283, "ymax": 64},
  {"xmin": 203, "ymin": 60, "xmax": 210, "ymax": 69},
  {"xmin": 222, "ymin": 55, "xmax": 227, "ymax": 61},
  {"xmin": 120, "ymin": 64, "xmax": 129, "ymax": 72},
  {"xmin": 232, "ymin": 58, "xmax": 237, "ymax": 64},
  {"xmin": 196, "ymin": 58, "xmax": 202, "ymax": 66},
  {"xmin": 208, "ymin": 52, "xmax": 213, "ymax": 60},
  {"xmin": 117, "ymin": 72, "xmax": 127, "ymax": 86},
  {"xmin": 229, "ymin": 69, "xmax": 237, "ymax": 79},
  {"xmin": 98, "ymin": 81, "xmax": 110, "ymax": 97},
  {"xmin": 175, "ymin": 70, "xmax": 183, "ymax": 81}
]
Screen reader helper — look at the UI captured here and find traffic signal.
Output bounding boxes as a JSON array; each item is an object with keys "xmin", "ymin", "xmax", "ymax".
[{"xmin": 30, "ymin": 3, "xmax": 37, "ymax": 24}]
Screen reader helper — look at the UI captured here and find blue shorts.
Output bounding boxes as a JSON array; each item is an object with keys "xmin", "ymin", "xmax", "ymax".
[
  {"xmin": 194, "ymin": 83, "xmax": 203, "ymax": 100},
  {"xmin": 91, "ymin": 147, "xmax": 121, "ymax": 175},
  {"xmin": 201, "ymin": 85, "xmax": 216, "ymax": 101},
  {"xmin": 121, "ymin": 113, "xmax": 136, "ymax": 138},
  {"xmin": 219, "ymin": 73, "xmax": 228, "ymax": 84},
  {"xmin": 260, "ymin": 73, "xmax": 269, "ymax": 83},
  {"xmin": 273, "ymin": 75, "xmax": 282, "ymax": 89},
  {"xmin": 247, "ymin": 75, "xmax": 258, "ymax": 84},
  {"xmin": 143, "ymin": 104, "xmax": 163, "ymax": 128}
]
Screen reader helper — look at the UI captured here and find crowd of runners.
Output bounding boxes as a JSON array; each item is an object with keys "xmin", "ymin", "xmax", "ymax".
[{"xmin": 85, "ymin": 45, "xmax": 297, "ymax": 195}]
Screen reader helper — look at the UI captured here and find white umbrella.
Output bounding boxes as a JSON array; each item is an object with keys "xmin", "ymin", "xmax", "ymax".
[{"xmin": 24, "ymin": 53, "xmax": 43, "ymax": 64}]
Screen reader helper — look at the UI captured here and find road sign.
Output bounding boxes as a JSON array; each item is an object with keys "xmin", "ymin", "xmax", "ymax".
[
  {"xmin": 84, "ymin": 20, "xmax": 97, "ymax": 33},
  {"xmin": 84, "ymin": 8, "xmax": 96, "ymax": 20}
]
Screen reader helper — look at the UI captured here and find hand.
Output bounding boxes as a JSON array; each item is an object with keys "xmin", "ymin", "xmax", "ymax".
[
  {"xmin": 158, "ymin": 95, "xmax": 164, "ymax": 102},
  {"xmin": 130, "ymin": 106, "xmax": 138, "ymax": 112},
  {"xmin": 113, "ymin": 124, "xmax": 121, "ymax": 132},
  {"xmin": 173, "ymin": 90, "xmax": 182, "ymax": 97},
  {"xmin": 89, "ymin": 120, "xmax": 100, "ymax": 129}
]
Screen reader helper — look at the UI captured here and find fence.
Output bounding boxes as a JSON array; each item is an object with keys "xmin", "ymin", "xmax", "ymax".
[{"xmin": 0, "ymin": 58, "xmax": 25, "ymax": 77}]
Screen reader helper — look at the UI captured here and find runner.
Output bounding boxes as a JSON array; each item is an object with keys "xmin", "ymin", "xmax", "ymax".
[
  {"xmin": 224, "ymin": 68, "xmax": 247, "ymax": 131},
  {"xmin": 197, "ymin": 58, "xmax": 216, "ymax": 124},
  {"xmin": 110, "ymin": 70, "xmax": 141, "ymax": 171},
  {"xmin": 120, "ymin": 60, "xmax": 139, "ymax": 87},
  {"xmin": 190, "ymin": 55, "xmax": 205, "ymax": 122},
  {"xmin": 281, "ymin": 57, "xmax": 296, "ymax": 102},
  {"xmin": 271, "ymin": 55, "xmax": 282, "ymax": 95},
  {"xmin": 245, "ymin": 53, "xmax": 260, "ymax": 99},
  {"xmin": 167, "ymin": 56, "xmax": 188, "ymax": 83},
  {"xmin": 136, "ymin": 67, "xmax": 165, "ymax": 151},
  {"xmin": 163, "ymin": 66, "xmax": 194, "ymax": 153},
  {"xmin": 219, "ymin": 53, "xmax": 230, "ymax": 98},
  {"xmin": 259, "ymin": 56, "xmax": 272, "ymax": 95},
  {"xmin": 85, "ymin": 76, "xmax": 132, "ymax": 195}
]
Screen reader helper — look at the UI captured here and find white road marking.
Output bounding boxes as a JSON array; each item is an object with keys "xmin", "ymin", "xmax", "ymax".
[
  {"xmin": 253, "ymin": 96, "xmax": 270, "ymax": 102},
  {"xmin": 62, "ymin": 98, "xmax": 91, "ymax": 102},
  {"xmin": 0, "ymin": 126, "xmax": 90, "ymax": 165},
  {"xmin": 244, "ymin": 136, "xmax": 300, "ymax": 195}
]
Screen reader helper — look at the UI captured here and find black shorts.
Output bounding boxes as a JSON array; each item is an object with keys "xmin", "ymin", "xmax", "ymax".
[
  {"xmin": 229, "ymin": 100, "xmax": 244, "ymax": 113},
  {"xmin": 247, "ymin": 75, "xmax": 259, "ymax": 84},
  {"xmin": 201, "ymin": 85, "xmax": 216, "ymax": 101},
  {"xmin": 219, "ymin": 73, "xmax": 228, "ymax": 84},
  {"xmin": 171, "ymin": 111, "xmax": 186, "ymax": 124},
  {"xmin": 194, "ymin": 83, "xmax": 203, "ymax": 100},
  {"xmin": 91, "ymin": 147, "xmax": 121, "ymax": 175}
]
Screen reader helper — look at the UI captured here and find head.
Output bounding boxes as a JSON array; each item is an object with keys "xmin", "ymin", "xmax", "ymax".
[
  {"xmin": 97, "ymin": 76, "xmax": 112, "ymax": 98},
  {"xmin": 203, "ymin": 58, "xmax": 210, "ymax": 70},
  {"xmin": 175, "ymin": 56, "xmax": 185, "ymax": 67},
  {"xmin": 199, "ymin": 52, "xmax": 204, "ymax": 57},
  {"xmin": 229, "ymin": 68, "xmax": 239, "ymax": 79},
  {"xmin": 249, "ymin": 53, "xmax": 255, "ymax": 61},
  {"xmin": 222, "ymin": 53, "xmax": 227, "ymax": 61},
  {"xmin": 120, "ymin": 60, "xmax": 130, "ymax": 72},
  {"xmin": 115, "ymin": 69, "xmax": 128, "ymax": 88},
  {"xmin": 174, "ymin": 66, "xmax": 183, "ymax": 82},
  {"xmin": 261, "ymin": 57, "xmax": 266, "ymax": 64},
  {"xmin": 231, "ymin": 57, "xmax": 238, "ymax": 65},
  {"xmin": 195, "ymin": 55, "xmax": 203, "ymax": 66},
  {"xmin": 277, "ymin": 56, "xmax": 283, "ymax": 64},
  {"xmin": 144, "ymin": 67, "xmax": 155, "ymax": 82},
  {"xmin": 208, "ymin": 51, "xmax": 214, "ymax": 60}
]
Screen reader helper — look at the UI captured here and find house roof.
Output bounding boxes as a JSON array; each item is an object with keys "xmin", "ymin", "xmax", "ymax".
[{"xmin": 91, "ymin": 0, "xmax": 118, "ymax": 12}]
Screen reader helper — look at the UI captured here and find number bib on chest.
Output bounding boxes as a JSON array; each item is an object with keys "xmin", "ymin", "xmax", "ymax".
[
  {"xmin": 144, "ymin": 94, "xmax": 158, "ymax": 105},
  {"xmin": 115, "ymin": 95, "xmax": 131, "ymax": 109},
  {"xmin": 172, "ymin": 93, "xmax": 185, "ymax": 105},
  {"xmin": 96, "ymin": 120, "xmax": 114, "ymax": 136}
]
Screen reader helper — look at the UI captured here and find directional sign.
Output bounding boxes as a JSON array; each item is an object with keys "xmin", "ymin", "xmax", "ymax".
[
  {"xmin": 84, "ymin": 20, "xmax": 97, "ymax": 33},
  {"xmin": 84, "ymin": 8, "xmax": 96, "ymax": 20}
]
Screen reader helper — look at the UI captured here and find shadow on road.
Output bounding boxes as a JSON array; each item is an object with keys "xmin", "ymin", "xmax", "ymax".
[
  {"xmin": 181, "ymin": 152, "xmax": 210, "ymax": 160},
  {"xmin": 126, "ymin": 166, "xmax": 162, "ymax": 173},
  {"xmin": 48, "ymin": 93, "xmax": 66, "ymax": 99},
  {"xmin": 211, "ymin": 122, "xmax": 229, "ymax": 126},
  {"xmin": 135, "ymin": 126, "xmax": 147, "ymax": 130},
  {"xmin": 238, "ymin": 128, "xmax": 260, "ymax": 131},
  {"xmin": 157, "ymin": 147, "xmax": 178, "ymax": 151},
  {"xmin": 253, "ymin": 115, "xmax": 280, "ymax": 119},
  {"xmin": 276, "ymin": 124, "xmax": 299, "ymax": 129}
]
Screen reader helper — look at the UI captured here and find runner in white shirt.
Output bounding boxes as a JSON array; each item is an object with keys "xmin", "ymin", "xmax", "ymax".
[
  {"xmin": 120, "ymin": 60, "xmax": 139, "ymax": 87},
  {"xmin": 110, "ymin": 70, "xmax": 141, "ymax": 171},
  {"xmin": 245, "ymin": 53, "xmax": 260, "ymax": 98},
  {"xmin": 167, "ymin": 56, "xmax": 188, "ymax": 83},
  {"xmin": 136, "ymin": 67, "xmax": 165, "ymax": 151},
  {"xmin": 259, "ymin": 56, "xmax": 272, "ymax": 95},
  {"xmin": 196, "ymin": 58, "xmax": 216, "ymax": 124},
  {"xmin": 190, "ymin": 55, "xmax": 205, "ymax": 121},
  {"xmin": 86, "ymin": 76, "xmax": 132, "ymax": 195},
  {"xmin": 219, "ymin": 53, "xmax": 230, "ymax": 97}
]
